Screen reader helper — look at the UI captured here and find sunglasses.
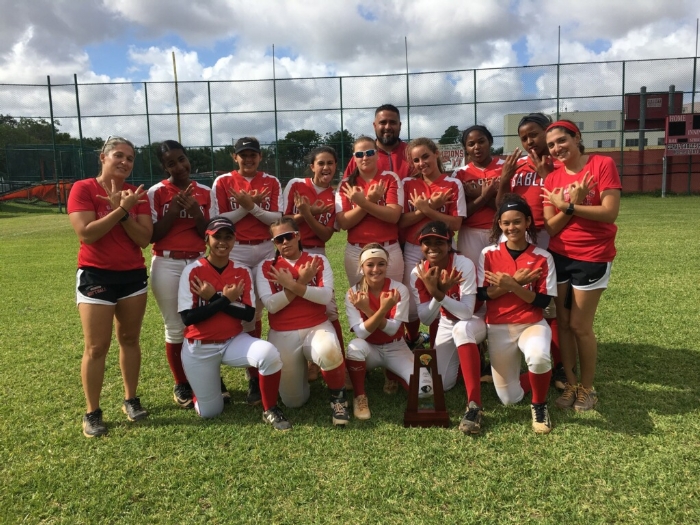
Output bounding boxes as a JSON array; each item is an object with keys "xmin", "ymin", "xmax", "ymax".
[
  {"xmin": 354, "ymin": 149, "xmax": 376, "ymax": 159},
  {"xmin": 272, "ymin": 231, "xmax": 299, "ymax": 244}
]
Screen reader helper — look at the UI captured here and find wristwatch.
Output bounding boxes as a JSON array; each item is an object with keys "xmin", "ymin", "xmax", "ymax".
[{"xmin": 565, "ymin": 203, "xmax": 575, "ymax": 216}]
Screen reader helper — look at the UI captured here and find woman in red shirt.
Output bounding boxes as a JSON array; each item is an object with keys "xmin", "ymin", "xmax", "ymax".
[
  {"xmin": 542, "ymin": 120, "xmax": 622, "ymax": 412},
  {"xmin": 68, "ymin": 136, "xmax": 153, "ymax": 438}
]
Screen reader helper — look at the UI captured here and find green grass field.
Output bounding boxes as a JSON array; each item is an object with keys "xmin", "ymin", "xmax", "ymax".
[{"xmin": 1, "ymin": 196, "xmax": 699, "ymax": 524}]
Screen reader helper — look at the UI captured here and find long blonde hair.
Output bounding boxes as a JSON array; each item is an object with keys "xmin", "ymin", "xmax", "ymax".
[{"xmin": 356, "ymin": 242, "xmax": 389, "ymax": 294}]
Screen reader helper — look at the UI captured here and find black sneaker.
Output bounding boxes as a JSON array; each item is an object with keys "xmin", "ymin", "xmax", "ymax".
[
  {"xmin": 173, "ymin": 382, "xmax": 194, "ymax": 409},
  {"xmin": 82, "ymin": 408, "xmax": 108, "ymax": 438},
  {"xmin": 458, "ymin": 401, "xmax": 483, "ymax": 435},
  {"xmin": 330, "ymin": 389, "xmax": 350, "ymax": 427},
  {"xmin": 220, "ymin": 376, "xmax": 231, "ymax": 404},
  {"xmin": 531, "ymin": 402, "xmax": 552, "ymax": 434},
  {"xmin": 262, "ymin": 405, "xmax": 292, "ymax": 431},
  {"xmin": 122, "ymin": 397, "xmax": 148, "ymax": 421},
  {"xmin": 551, "ymin": 363, "xmax": 567, "ymax": 391},
  {"xmin": 246, "ymin": 376, "xmax": 262, "ymax": 406},
  {"xmin": 479, "ymin": 342, "xmax": 493, "ymax": 383}
]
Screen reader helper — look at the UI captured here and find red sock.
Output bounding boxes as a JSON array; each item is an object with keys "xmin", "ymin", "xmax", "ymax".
[
  {"xmin": 405, "ymin": 319, "xmax": 421, "ymax": 342},
  {"xmin": 386, "ymin": 369, "xmax": 409, "ymax": 391},
  {"xmin": 165, "ymin": 342, "xmax": 188, "ymax": 384},
  {"xmin": 457, "ymin": 343, "xmax": 481, "ymax": 406},
  {"xmin": 546, "ymin": 318, "xmax": 561, "ymax": 366},
  {"xmin": 258, "ymin": 370, "xmax": 281, "ymax": 411},
  {"xmin": 346, "ymin": 359, "xmax": 367, "ymax": 396},
  {"xmin": 247, "ymin": 367, "xmax": 259, "ymax": 380},
  {"xmin": 429, "ymin": 318, "xmax": 439, "ymax": 348},
  {"xmin": 331, "ymin": 318, "xmax": 345, "ymax": 356},
  {"xmin": 520, "ymin": 372, "xmax": 532, "ymax": 395},
  {"xmin": 320, "ymin": 363, "xmax": 346, "ymax": 390},
  {"xmin": 530, "ymin": 370, "xmax": 552, "ymax": 404}
]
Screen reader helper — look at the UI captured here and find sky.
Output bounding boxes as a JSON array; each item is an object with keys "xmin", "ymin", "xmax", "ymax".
[{"xmin": 1, "ymin": 0, "xmax": 699, "ymax": 147}]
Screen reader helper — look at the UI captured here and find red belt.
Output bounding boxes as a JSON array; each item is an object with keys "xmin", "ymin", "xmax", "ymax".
[
  {"xmin": 153, "ymin": 250, "xmax": 202, "ymax": 260},
  {"xmin": 350, "ymin": 239, "xmax": 398, "ymax": 248},
  {"xmin": 236, "ymin": 239, "xmax": 268, "ymax": 245},
  {"xmin": 188, "ymin": 338, "xmax": 228, "ymax": 345}
]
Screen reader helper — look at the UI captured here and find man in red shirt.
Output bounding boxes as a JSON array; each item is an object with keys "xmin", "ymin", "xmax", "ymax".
[{"xmin": 343, "ymin": 104, "xmax": 412, "ymax": 180}]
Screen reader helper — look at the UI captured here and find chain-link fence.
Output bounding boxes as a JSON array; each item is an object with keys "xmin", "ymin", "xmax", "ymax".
[{"xmin": 1, "ymin": 56, "xmax": 699, "ymax": 207}]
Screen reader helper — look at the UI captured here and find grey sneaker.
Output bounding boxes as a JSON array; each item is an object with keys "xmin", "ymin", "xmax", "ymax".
[
  {"xmin": 531, "ymin": 403, "xmax": 552, "ymax": 434},
  {"xmin": 555, "ymin": 382, "xmax": 578, "ymax": 409},
  {"xmin": 82, "ymin": 408, "xmax": 108, "ymax": 438},
  {"xmin": 573, "ymin": 385, "xmax": 598, "ymax": 412},
  {"xmin": 122, "ymin": 397, "xmax": 148, "ymax": 421},
  {"xmin": 458, "ymin": 401, "xmax": 483, "ymax": 435},
  {"xmin": 262, "ymin": 405, "xmax": 292, "ymax": 431}
]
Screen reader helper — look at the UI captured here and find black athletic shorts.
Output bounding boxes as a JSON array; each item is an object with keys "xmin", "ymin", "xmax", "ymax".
[
  {"xmin": 76, "ymin": 267, "xmax": 148, "ymax": 305},
  {"xmin": 549, "ymin": 250, "xmax": 610, "ymax": 288}
]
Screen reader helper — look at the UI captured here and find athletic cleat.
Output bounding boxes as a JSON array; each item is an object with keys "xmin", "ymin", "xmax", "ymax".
[
  {"xmin": 330, "ymin": 389, "xmax": 350, "ymax": 427},
  {"xmin": 458, "ymin": 401, "xmax": 483, "ymax": 435},
  {"xmin": 245, "ymin": 375, "xmax": 262, "ymax": 406},
  {"xmin": 479, "ymin": 342, "xmax": 493, "ymax": 383},
  {"xmin": 262, "ymin": 405, "xmax": 292, "ymax": 431},
  {"xmin": 406, "ymin": 332, "xmax": 430, "ymax": 350},
  {"xmin": 307, "ymin": 361, "xmax": 320, "ymax": 382},
  {"xmin": 551, "ymin": 363, "xmax": 567, "ymax": 391},
  {"xmin": 220, "ymin": 377, "xmax": 231, "ymax": 404},
  {"xmin": 82, "ymin": 408, "xmax": 108, "ymax": 438},
  {"xmin": 353, "ymin": 394, "xmax": 371, "ymax": 420},
  {"xmin": 555, "ymin": 382, "xmax": 578, "ymax": 409},
  {"xmin": 531, "ymin": 403, "xmax": 552, "ymax": 434},
  {"xmin": 573, "ymin": 385, "xmax": 598, "ymax": 412},
  {"xmin": 122, "ymin": 397, "xmax": 148, "ymax": 421},
  {"xmin": 173, "ymin": 382, "xmax": 194, "ymax": 409}
]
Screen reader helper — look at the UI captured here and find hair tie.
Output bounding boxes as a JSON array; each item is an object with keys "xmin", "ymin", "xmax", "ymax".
[
  {"xmin": 546, "ymin": 120, "xmax": 580, "ymax": 135},
  {"xmin": 360, "ymin": 248, "xmax": 388, "ymax": 265}
]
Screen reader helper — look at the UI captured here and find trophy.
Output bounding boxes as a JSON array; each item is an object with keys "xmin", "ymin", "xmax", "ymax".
[{"xmin": 404, "ymin": 348, "xmax": 449, "ymax": 428}]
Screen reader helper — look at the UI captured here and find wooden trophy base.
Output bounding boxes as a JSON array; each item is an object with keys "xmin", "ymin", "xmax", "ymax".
[{"xmin": 404, "ymin": 348, "xmax": 450, "ymax": 428}]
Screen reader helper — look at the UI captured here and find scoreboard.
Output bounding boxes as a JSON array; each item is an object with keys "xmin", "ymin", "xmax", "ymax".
[{"xmin": 665, "ymin": 114, "xmax": 700, "ymax": 156}]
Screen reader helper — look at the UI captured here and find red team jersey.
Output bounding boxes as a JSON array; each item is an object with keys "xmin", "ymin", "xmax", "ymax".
[
  {"xmin": 257, "ymin": 252, "xmax": 332, "ymax": 331},
  {"xmin": 148, "ymin": 180, "xmax": 211, "ymax": 253},
  {"xmin": 282, "ymin": 178, "xmax": 336, "ymax": 248},
  {"xmin": 509, "ymin": 157, "xmax": 562, "ymax": 230},
  {"xmin": 478, "ymin": 243, "xmax": 557, "ymax": 325},
  {"xmin": 335, "ymin": 171, "xmax": 403, "ymax": 245},
  {"xmin": 343, "ymin": 141, "xmax": 411, "ymax": 180},
  {"xmin": 544, "ymin": 154, "xmax": 622, "ymax": 263},
  {"xmin": 210, "ymin": 171, "xmax": 283, "ymax": 242},
  {"xmin": 413, "ymin": 253, "xmax": 477, "ymax": 322},
  {"xmin": 178, "ymin": 258, "xmax": 255, "ymax": 341},
  {"xmin": 401, "ymin": 174, "xmax": 467, "ymax": 245},
  {"xmin": 345, "ymin": 278, "xmax": 408, "ymax": 345},
  {"xmin": 67, "ymin": 178, "xmax": 150, "ymax": 271},
  {"xmin": 454, "ymin": 158, "xmax": 505, "ymax": 229}
]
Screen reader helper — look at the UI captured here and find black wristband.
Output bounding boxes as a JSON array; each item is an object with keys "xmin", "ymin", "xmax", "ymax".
[{"xmin": 119, "ymin": 206, "xmax": 129, "ymax": 222}]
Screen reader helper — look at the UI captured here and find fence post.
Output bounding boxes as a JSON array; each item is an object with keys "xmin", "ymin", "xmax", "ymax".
[
  {"xmin": 144, "ymin": 82, "xmax": 153, "ymax": 186},
  {"xmin": 339, "ymin": 76, "xmax": 345, "ymax": 175},
  {"xmin": 73, "ymin": 74, "xmax": 85, "ymax": 181},
  {"xmin": 272, "ymin": 45, "xmax": 280, "ymax": 177},
  {"xmin": 47, "ymin": 75, "xmax": 62, "ymax": 213},
  {"xmin": 473, "ymin": 69, "xmax": 477, "ymax": 124},
  {"xmin": 620, "ymin": 61, "xmax": 625, "ymax": 184},
  {"xmin": 208, "ymin": 81, "xmax": 214, "ymax": 175},
  {"xmin": 405, "ymin": 37, "xmax": 411, "ymax": 140}
]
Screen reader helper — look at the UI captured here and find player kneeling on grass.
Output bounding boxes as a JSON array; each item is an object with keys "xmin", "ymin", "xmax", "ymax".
[
  {"xmin": 345, "ymin": 244, "xmax": 433, "ymax": 421},
  {"xmin": 477, "ymin": 194, "xmax": 557, "ymax": 434},
  {"xmin": 256, "ymin": 217, "xmax": 349, "ymax": 426},
  {"xmin": 177, "ymin": 217, "xmax": 291, "ymax": 431},
  {"xmin": 410, "ymin": 221, "xmax": 487, "ymax": 435}
]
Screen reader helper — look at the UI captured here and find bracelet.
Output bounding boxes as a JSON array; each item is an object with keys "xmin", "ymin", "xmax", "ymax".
[{"xmin": 119, "ymin": 206, "xmax": 129, "ymax": 222}]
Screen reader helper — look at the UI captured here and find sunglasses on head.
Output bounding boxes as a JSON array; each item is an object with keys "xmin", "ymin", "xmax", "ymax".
[
  {"xmin": 354, "ymin": 149, "xmax": 376, "ymax": 159},
  {"xmin": 272, "ymin": 231, "xmax": 298, "ymax": 244}
]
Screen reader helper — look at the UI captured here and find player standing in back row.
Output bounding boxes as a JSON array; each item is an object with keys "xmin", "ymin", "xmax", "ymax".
[{"xmin": 210, "ymin": 137, "xmax": 283, "ymax": 405}]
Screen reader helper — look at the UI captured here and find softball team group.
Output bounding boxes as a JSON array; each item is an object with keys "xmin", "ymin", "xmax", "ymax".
[{"xmin": 67, "ymin": 104, "xmax": 621, "ymax": 438}]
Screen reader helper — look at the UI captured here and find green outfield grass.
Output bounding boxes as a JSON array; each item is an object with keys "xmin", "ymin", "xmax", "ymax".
[{"xmin": 1, "ymin": 196, "xmax": 699, "ymax": 524}]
